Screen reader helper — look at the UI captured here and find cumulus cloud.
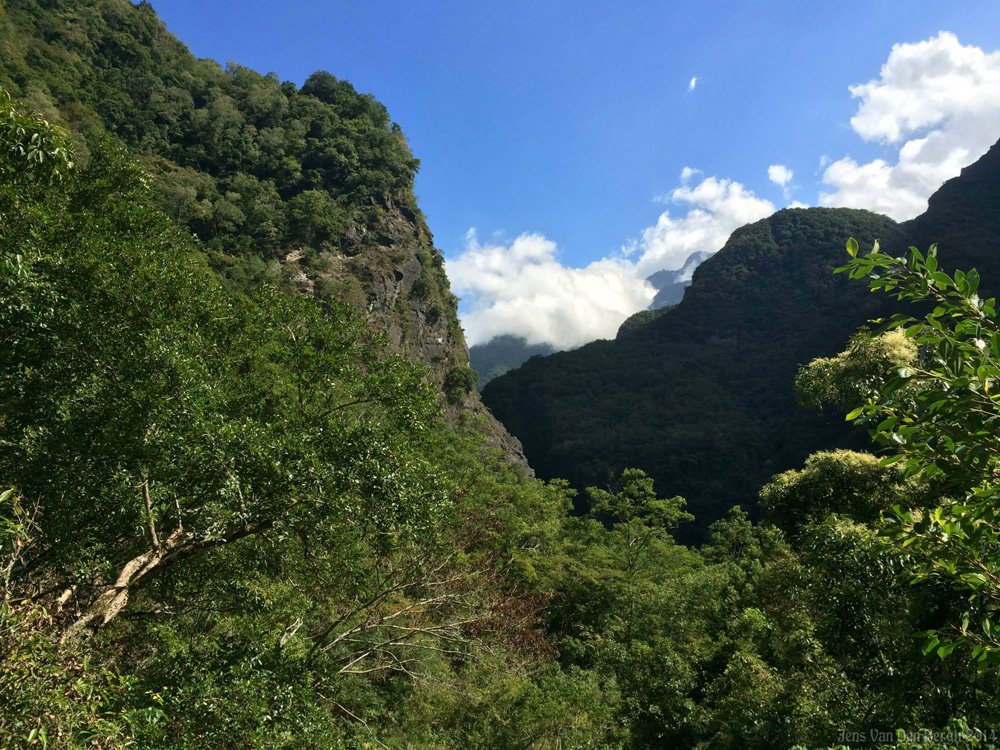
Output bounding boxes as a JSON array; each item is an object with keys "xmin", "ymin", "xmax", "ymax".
[
  {"xmin": 768, "ymin": 164, "xmax": 793, "ymax": 187},
  {"xmin": 768, "ymin": 164, "xmax": 796, "ymax": 200},
  {"xmin": 820, "ymin": 31, "xmax": 1000, "ymax": 220},
  {"xmin": 451, "ymin": 32, "xmax": 1000, "ymax": 350},
  {"xmin": 448, "ymin": 172, "xmax": 775, "ymax": 349},
  {"xmin": 632, "ymin": 173, "xmax": 774, "ymax": 277},
  {"xmin": 446, "ymin": 232, "xmax": 655, "ymax": 350}
]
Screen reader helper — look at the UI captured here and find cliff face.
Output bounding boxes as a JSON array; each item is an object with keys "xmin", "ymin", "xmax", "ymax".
[{"xmin": 284, "ymin": 204, "xmax": 531, "ymax": 465}]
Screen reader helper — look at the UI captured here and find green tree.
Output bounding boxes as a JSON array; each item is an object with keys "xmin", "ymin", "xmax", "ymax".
[
  {"xmin": 0, "ymin": 106, "xmax": 440, "ymax": 638},
  {"xmin": 587, "ymin": 469, "xmax": 693, "ymax": 592},
  {"xmin": 839, "ymin": 238, "xmax": 1000, "ymax": 669}
]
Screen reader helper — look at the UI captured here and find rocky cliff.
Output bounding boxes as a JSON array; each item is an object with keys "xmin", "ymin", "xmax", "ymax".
[{"xmin": 283, "ymin": 204, "xmax": 531, "ymax": 465}]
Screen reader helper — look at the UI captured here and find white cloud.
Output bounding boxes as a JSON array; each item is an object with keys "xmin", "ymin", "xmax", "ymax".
[
  {"xmin": 680, "ymin": 166, "xmax": 702, "ymax": 181},
  {"xmin": 820, "ymin": 31, "xmax": 1000, "ymax": 220},
  {"xmin": 448, "ymin": 172, "xmax": 775, "ymax": 349},
  {"xmin": 768, "ymin": 164, "xmax": 793, "ymax": 187},
  {"xmin": 768, "ymin": 164, "xmax": 796, "ymax": 200},
  {"xmin": 452, "ymin": 32, "xmax": 1000, "ymax": 350},
  {"xmin": 632, "ymin": 173, "xmax": 774, "ymax": 277},
  {"xmin": 447, "ymin": 232, "xmax": 655, "ymax": 350}
]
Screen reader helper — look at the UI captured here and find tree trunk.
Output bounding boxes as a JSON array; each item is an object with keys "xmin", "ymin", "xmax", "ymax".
[{"xmin": 63, "ymin": 522, "xmax": 261, "ymax": 639}]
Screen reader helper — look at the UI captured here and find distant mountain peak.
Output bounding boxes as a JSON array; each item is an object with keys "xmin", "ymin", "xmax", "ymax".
[
  {"xmin": 469, "ymin": 335, "xmax": 556, "ymax": 390},
  {"xmin": 645, "ymin": 250, "xmax": 713, "ymax": 309}
]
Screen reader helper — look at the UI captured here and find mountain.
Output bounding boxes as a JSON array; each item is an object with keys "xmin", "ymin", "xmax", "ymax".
[
  {"xmin": 0, "ymin": 0, "xmax": 526, "ymax": 464},
  {"xmin": 646, "ymin": 250, "xmax": 712, "ymax": 308},
  {"xmin": 483, "ymin": 144, "xmax": 1000, "ymax": 536},
  {"xmin": 5, "ymin": 4, "xmax": 1000, "ymax": 745},
  {"xmin": 616, "ymin": 305, "xmax": 674, "ymax": 338},
  {"xmin": 470, "ymin": 252, "xmax": 711, "ymax": 392},
  {"xmin": 469, "ymin": 335, "xmax": 557, "ymax": 390}
]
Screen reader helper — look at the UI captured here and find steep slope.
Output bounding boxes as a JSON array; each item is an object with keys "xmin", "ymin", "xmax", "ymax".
[
  {"xmin": 616, "ymin": 305, "xmax": 673, "ymax": 338},
  {"xmin": 907, "ymin": 137, "xmax": 1000, "ymax": 278},
  {"xmin": 0, "ymin": 0, "xmax": 525, "ymax": 462},
  {"xmin": 485, "ymin": 141, "xmax": 1000, "ymax": 534},
  {"xmin": 484, "ymin": 208, "xmax": 908, "ymax": 535}
]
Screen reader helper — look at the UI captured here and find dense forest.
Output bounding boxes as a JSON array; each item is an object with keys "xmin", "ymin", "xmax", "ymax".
[
  {"xmin": 0, "ymin": 0, "xmax": 507, "ymax": 438},
  {"xmin": 483, "ymin": 151, "xmax": 1000, "ymax": 538},
  {"xmin": 485, "ymin": 207, "xmax": 906, "ymax": 534},
  {"xmin": 3, "ymin": 2, "xmax": 1000, "ymax": 748}
]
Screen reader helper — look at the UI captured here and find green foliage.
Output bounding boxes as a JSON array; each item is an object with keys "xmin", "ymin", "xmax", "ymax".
[
  {"xmin": 5, "ymin": 5, "xmax": 1000, "ymax": 746},
  {"xmin": 0, "ymin": 104, "xmax": 565, "ymax": 746},
  {"xmin": 838, "ymin": 239, "xmax": 1000, "ymax": 670},
  {"xmin": 409, "ymin": 268, "xmax": 433, "ymax": 300},
  {"xmin": 444, "ymin": 366, "xmax": 479, "ymax": 403},
  {"xmin": 483, "ymin": 208, "xmax": 905, "ymax": 538},
  {"xmin": 2, "ymin": 136, "xmax": 440, "ymax": 603},
  {"xmin": 760, "ymin": 449, "xmax": 926, "ymax": 535},
  {"xmin": 796, "ymin": 329, "xmax": 917, "ymax": 409},
  {"xmin": 0, "ymin": 90, "xmax": 73, "ymax": 183},
  {"xmin": 587, "ymin": 469, "xmax": 693, "ymax": 552},
  {"xmin": 615, "ymin": 305, "xmax": 673, "ymax": 338},
  {"xmin": 0, "ymin": 488, "xmax": 35, "ymax": 601},
  {"xmin": 0, "ymin": 1, "xmax": 419, "ymax": 264}
]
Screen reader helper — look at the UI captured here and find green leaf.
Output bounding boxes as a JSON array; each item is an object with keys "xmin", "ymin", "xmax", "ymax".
[{"xmin": 930, "ymin": 271, "xmax": 953, "ymax": 288}]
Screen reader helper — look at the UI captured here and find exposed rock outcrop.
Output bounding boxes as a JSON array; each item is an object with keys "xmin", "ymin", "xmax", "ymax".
[{"xmin": 283, "ymin": 205, "xmax": 532, "ymax": 470}]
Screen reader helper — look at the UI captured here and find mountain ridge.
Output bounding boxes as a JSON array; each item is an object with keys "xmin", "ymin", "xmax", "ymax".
[
  {"xmin": 483, "ymin": 145, "xmax": 1000, "ymax": 534},
  {"xmin": 469, "ymin": 334, "xmax": 556, "ymax": 390},
  {"xmin": 646, "ymin": 249, "xmax": 712, "ymax": 309}
]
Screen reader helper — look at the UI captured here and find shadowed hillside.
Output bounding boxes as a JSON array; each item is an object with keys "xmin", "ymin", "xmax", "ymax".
[{"xmin": 483, "ymin": 148, "xmax": 1000, "ymax": 536}]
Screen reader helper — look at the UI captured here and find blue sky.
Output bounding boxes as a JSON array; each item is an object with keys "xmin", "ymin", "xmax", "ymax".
[{"xmin": 153, "ymin": 0, "xmax": 1000, "ymax": 348}]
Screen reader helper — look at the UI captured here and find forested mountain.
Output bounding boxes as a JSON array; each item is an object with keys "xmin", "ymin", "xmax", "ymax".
[
  {"xmin": 483, "ymin": 147, "xmax": 1000, "ymax": 536},
  {"xmin": 467, "ymin": 251, "xmax": 709, "ymax": 390},
  {"xmin": 469, "ymin": 334, "xmax": 556, "ymax": 389},
  {"xmin": 5, "ymin": 2, "xmax": 1000, "ymax": 747},
  {"xmin": 0, "ymin": 0, "xmax": 525, "ymax": 461}
]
